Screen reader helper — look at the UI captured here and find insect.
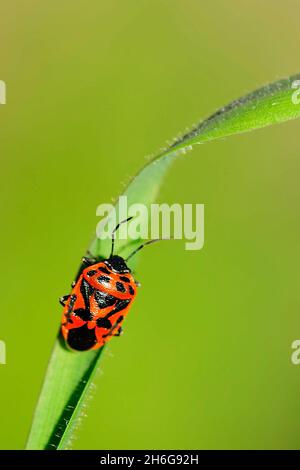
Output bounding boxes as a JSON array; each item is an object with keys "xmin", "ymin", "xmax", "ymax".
[{"xmin": 60, "ymin": 218, "xmax": 160, "ymax": 351}]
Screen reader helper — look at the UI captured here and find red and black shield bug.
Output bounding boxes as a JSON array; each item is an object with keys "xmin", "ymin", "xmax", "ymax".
[{"xmin": 60, "ymin": 217, "xmax": 161, "ymax": 351}]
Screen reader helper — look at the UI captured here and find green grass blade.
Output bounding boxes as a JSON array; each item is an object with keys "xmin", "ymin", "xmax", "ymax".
[
  {"xmin": 167, "ymin": 73, "xmax": 300, "ymax": 149},
  {"xmin": 26, "ymin": 73, "xmax": 300, "ymax": 450},
  {"xmin": 26, "ymin": 338, "xmax": 103, "ymax": 450}
]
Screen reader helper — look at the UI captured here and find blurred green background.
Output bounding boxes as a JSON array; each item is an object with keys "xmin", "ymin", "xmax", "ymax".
[{"xmin": 1, "ymin": 0, "xmax": 300, "ymax": 450}]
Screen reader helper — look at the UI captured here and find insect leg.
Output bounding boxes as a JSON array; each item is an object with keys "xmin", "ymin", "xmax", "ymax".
[
  {"xmin": 73, "ymin": 252, "xmax": 103, "ymax": 285},
  {"xmin": 113, "ymin": 326, "xmax": 123, "ymax": 337},
  {"xmin": 59, "ymin": 294, "xmax": 70, "ymax": 306},
  {"xmin": 82, "ymin": 256, "xmax": 97, "ymax": 266},
  {"xmin": 61, "ymin": 293, "xmax": 78, "ymax": 326}
]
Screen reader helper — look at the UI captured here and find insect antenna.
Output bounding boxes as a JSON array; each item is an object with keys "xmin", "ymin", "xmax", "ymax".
[
  {"xmin": 110, "ymin": 216, "xmax": 134, "ymax": 258},
  {"xmin": 126, "ymin": 238, "xmax": 170, "ymax": 262}
]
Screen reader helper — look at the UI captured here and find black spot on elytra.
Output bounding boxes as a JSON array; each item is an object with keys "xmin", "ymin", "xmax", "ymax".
[
  {"xmin": 80, "ymin": 279, "xmax": 94, "ymax": 310},
  {"xmin": 87, "ymin": 269, "xmax": 97, "ymax": 277},
  {"xmin": 73, "ymin": 308, "xmax": 93, "ymax": 321},
  {"xmin": 98, "ymin": 266, "xmax": 110, "ymax": 275},
  {"xmin": 94, "ymin": 289, "xmax": 116, "ymax": 309},
  {"xmin": 116, "ymin": 281, "xmax": 126, "ymax": 293},
  {"xmin": 109, "ymin": 298, "xmax": 130, "ymax": 315},
  {"xmin": 119, "ymin": 276, "xmax": 130, "ymax": 283},
  {"xmin": 101, "ymin": 315, "xmax": 124, "ymax": 338},
  {"xmin": 67, "ymin": 324, "xmax": 97, "ymax": 351},
  {"xmin": 97, "ymin": 275, "xmax": 110, "ymax": 285},
  {"xmin": 128, "ymin": 285, "xmax": 135, "ymax": 296},
  {"xmin": 96, "ymin": 317, "xmax": 112, "ymax": 329}
]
